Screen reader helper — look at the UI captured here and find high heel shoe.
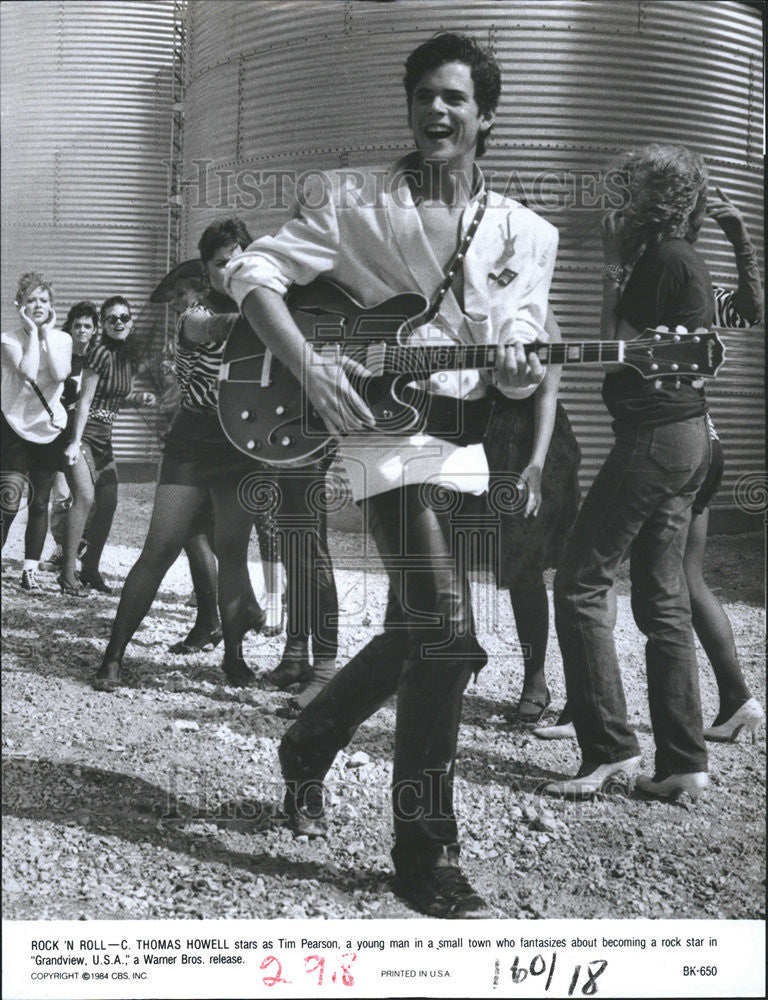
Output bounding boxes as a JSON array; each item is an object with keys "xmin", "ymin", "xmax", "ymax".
[
  {"xmin": 79, "ymin": 567, "xmax": 114, "ymax": 594},
  {"xmin": 246, "ymin": 603, "xmax": 266, "ymax": 636},
  {"xmin": 704, "ymin": 698, "xmax": 764, "ymax": 743},
  {"xmin": 533, "ymin": 720, "xmax": 576, "ymax": 741},
  {"xmin": 57, "ymin": 574, "xmax": 83, "ymax": 596},
  {"xmin": 93, "ymin": 661, "xmax": 121, "ymax": 693},
  {"xmin": 168, "ymin": 626, "xmax": 223, "ymax": 655},
  {"xmin": 265, "ymin": 657, "xmax": 312, "ymax": 690},
  {"xmin": 221, "ymin": 654, "xmax": 256, "ymax": 687},
  {"xmin": 635, "ymin": 771, "xmax": 708, "ymax": 803},
  {"xmin": 504, "ymin": 690, "xmax": 551, "ymax": 726}
]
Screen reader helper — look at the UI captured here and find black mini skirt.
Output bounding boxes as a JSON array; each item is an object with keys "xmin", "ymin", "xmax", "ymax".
[{"xmin": 159, "ymin": 406, "xmax": 269, "ymax": 488}]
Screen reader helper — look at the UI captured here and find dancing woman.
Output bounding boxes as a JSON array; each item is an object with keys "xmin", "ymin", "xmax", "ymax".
[
  {"xmin": 1, "ymin": 272, "xmax": 71, "ymax": 589},
  {"xmin": 548, "ymin": 144, "xmax": 714, "ymax": 801},
  {"xmin": 64, "ymin": 296, "xmax": 156, "ymax": 593},
  {"xmin": 483, "ymin": 305, "xmax": 580, "ymax": 724},
  {"xmin": 47, "ymin": 301, "xmax": 100, "ymax": 593},
  {"xmin": 685, "ymin": 188, "xmax": 764, "ymax": 741},
  {"xmin": 540, "ymin": 181, "xmax": 765, "ymax": 748},
  {"xmin": 92, "ymin": 218, "xmax": 268, "ymax": 693}
]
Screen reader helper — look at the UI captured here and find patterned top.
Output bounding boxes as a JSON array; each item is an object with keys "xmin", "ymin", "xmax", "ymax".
[
  {"xmin": 174, "ymin": 303, "xmax": 228, "ymax": 413},
  {"xmin": 85, "ymin": 339, "xmax": 137, "ymax": 424},
  {"xmin": 713, "ymin": 286, "xmax": 751, "ymax": 329}
]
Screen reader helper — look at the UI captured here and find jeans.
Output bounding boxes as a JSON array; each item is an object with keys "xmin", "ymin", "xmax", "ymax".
[
  {"xmin": 280, "ymin": 484, "xmax": 486, "ymax": 875},
  {"xmin": 275, "ymin": 453, "xmax": 338, "ymax": 662},
  {"xmin": 553, "ymin": 416, "xmax": 711, "ymax": 778}
]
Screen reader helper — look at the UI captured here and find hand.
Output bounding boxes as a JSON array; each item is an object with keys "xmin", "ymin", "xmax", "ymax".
[
  {"xmin": 18, "ymin": 303, "xmax": 37, "ymax": 336},
  {"xmin": 520, "ymin": 464, "xmax": 543, "ymax": 517},
  {"xmin": 707, "ymin": 186, "xmax": 749, "ymax": 245},
  {"xmin": 63, "ymin": 441, "xmax": 81, "ymax": 466},
  {"xmin": 494, "ymin": 341, "xmax": 546, "ymax": 393},
  {"xmin": 40, "ymin": 308, "xmax": 57, "ymax": 335},
  {"xmin": 304, "ymin": 349, "xmax": 375, "ymax": 439},
  {"xmin": 600, "ymin": 209, "xmax": 624, "ymax": 264}
]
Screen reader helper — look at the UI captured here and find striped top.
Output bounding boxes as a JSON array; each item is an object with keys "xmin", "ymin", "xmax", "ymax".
[
  {"xmin": 174, "ymin": 303, "xmax": 227, "ymax": 413},
  {"xmin": 85, "ymin": 339, "xmax": 137, "ymax": 424},
  {"xmin": 713, "ymin": 286, "xmax": 752, "ymax": 329}
]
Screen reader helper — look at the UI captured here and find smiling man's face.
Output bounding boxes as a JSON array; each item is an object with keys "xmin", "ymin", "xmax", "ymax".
[{"xmin": 408, "ymin": 60, "xmax": 493, "ymax": 171}]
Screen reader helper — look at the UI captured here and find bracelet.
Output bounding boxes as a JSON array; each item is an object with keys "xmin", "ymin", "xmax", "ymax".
[{"xmin": 602, "ymin": 264, "xmax": 625, "ymax": 283}]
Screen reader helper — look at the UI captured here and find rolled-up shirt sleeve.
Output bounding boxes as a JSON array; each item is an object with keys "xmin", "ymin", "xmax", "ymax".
[
  {"xmin": 486, "ymin": 224, "xmax": 559, "ymax": 398},
  {"xmin": 225, "ymin": 171, "xmax": 340, "ymax": 308}
]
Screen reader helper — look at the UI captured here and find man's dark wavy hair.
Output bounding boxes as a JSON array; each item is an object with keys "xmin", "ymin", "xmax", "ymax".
[
  {"xmin": 197, "ymin": 217, "xmax": 252, "ymax": 264},
  {"xmin": 403, "ymin": 33, "xmax": 501, "ymax": 157}
]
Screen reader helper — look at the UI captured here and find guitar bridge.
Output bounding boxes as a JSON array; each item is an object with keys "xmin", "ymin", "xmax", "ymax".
[{"xmin": 260, "ymin": 350, "xmax": 273, "ymax": 387}]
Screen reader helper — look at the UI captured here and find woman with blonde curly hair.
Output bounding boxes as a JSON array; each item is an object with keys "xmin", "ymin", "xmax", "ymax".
[{"xmin": 545, "ymin": 144, "xmax": 714, "ymax": 802}]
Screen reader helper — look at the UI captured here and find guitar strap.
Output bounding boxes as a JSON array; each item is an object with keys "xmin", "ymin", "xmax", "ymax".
[
  {"xmin": 26, "ymin": 378, "xmax": 65, "ymax": 431},
  {"xmin": 408, "ymin": 190, "xmax": 494, "ymax": 447},
  {"xmin": 421, "ymin": 190, "xmax": 488, "ymax": 324}
]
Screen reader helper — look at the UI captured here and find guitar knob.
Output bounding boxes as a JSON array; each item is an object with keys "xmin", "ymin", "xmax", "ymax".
[
  {"xmin": 275, "ymin": 405, "xmax": 285, "ymax": 415},
  {"xmin": 673, "ymin": 335, "xmax": 680, "ymax": 342},
  {"xmin": 650, "ymin": 363, "xmax": 659, "ymax": 371},
  {"xmin": 691, "ymin": 363, "xmax": 699, "ymax": 371},
  {"xmin": 281, "ymin": 435, "xmax": 293, "ymax": 448},
  {"xmin": 654, "ymin": 379, "xmax": 662, "ymax": 389},
  {"xmin": 693, "ymin": 335, "xmax": 700, "ymax": 343},
  {"xmin": 653, "ymin": 333, "xmax": 661, "ymax": 341},
  {"xmin": 670, "ymin": 364, "xmax": 679, "ymax": 371},
  {"xmin": 241, "ymin": 410, "xmax": 254, "ymax": 421},
  {"xmin": 382, "ymin": 409, "xmax": 393, "ymax": 419},
  {"xmin": 246, "ymin": 439, "xmax": 257, "ymax": 450}
]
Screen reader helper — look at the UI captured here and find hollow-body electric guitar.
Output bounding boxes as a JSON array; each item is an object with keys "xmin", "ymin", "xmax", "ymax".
[{"xmin": 218, "ymin": 278, "xmax": 725, "ymax": 466}]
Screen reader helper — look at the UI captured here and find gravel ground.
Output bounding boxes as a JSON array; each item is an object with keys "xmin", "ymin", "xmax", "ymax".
[{"xmin": 2, "ymin": 484, "xmax": 765, "ymax": 921}]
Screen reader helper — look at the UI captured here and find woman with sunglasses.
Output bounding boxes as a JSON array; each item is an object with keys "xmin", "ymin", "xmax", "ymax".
[
  {"xmin": 1, "ymin": 271, "xmax": 71, "ymax": 590},
  {"xmin": 91, "ymin": 218, "xmax": 273, "ymax": 692},
  {"xmin": 64, "ymin": 296, "xmax": 155, "ymax": 593}
]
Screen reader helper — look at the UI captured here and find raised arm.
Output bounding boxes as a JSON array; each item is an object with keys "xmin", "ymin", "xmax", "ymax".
[
  {"xmin": 708, "ymin": 186, "xmax": 764, "ymax": 326},
  {"xmin": 39, "ymin": 310, "xmax": 71, "ymax": 383},
  {"xmin": 179, "ymin": 306, "xmax": 240, "ymax": 347},
  {"xmin": 4, "ymin": 306, "xmax": 42, "ymax": 381}
]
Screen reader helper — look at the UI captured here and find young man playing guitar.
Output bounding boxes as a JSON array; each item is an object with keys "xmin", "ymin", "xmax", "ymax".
[{"xmin": 226, "ymin": 33, "xmax": 558, "ymax": 917}]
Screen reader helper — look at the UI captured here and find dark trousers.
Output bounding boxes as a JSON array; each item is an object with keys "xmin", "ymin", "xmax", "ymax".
[
  {"xmin": 276, "ymin": 455, "xmax": 338, "ymax": 662},
  {"xmin": 280, "ymin": 484, "xmax": 486, "ymax": 875},
  {"xmin": 553, "ymin": 416, "xmax": 711, "ymax": 778}
]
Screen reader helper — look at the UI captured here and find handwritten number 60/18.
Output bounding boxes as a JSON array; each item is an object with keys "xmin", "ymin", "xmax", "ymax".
[{"xmin": 510, "ymin": 952, "xmax": 608, "ymax": 995}]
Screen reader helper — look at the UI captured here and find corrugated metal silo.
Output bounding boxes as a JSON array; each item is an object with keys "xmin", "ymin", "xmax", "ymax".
[
  {"xmin": 1, "ymin": 0, "xmax": 176, "ymax": 464},
  {"xmin": 181, "ymin": 0, "xmax": 763, "ymax": 512}
]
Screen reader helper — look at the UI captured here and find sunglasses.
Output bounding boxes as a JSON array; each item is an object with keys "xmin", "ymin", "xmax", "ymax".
[{"xmin": 105, "ymin": 313, "xmax": 131, "ymax": 325}]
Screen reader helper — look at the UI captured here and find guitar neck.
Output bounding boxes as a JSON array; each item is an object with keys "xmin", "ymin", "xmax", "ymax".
[{"xmin": 352, "ymin": 340, "xmax": 624, "ymax": 377}]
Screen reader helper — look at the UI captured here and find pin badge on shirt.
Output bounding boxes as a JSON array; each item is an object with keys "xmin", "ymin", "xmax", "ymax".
[
  {"xmin": 489, "ymin": 267, "xmax": 518, "ymax": 286},
  {"xmin": 490, "ymin": 219, "xmax": 519, "ymax": 284}
]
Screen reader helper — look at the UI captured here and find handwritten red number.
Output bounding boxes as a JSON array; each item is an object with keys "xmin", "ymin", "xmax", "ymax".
[
  {"xmin": 260, "ymin": 955, "xmax": 289, "ymax": 987},
  {"xmin": 339, "ymin": 952, "xmax": 357, "ymax": 987},
  {"xmin": 305, "ymin": 955, "xmax": 325, "ymax": 987}
]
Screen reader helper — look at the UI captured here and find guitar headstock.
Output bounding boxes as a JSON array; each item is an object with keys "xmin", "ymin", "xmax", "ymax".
[{"xmin": 624, "ymin": 329, "xmax": 726, "ymax": 379}]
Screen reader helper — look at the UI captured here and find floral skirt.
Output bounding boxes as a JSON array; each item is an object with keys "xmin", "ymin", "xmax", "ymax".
[{"xmin": 482, "ymin": 393, "xmax": 581, "ymax": 589}]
